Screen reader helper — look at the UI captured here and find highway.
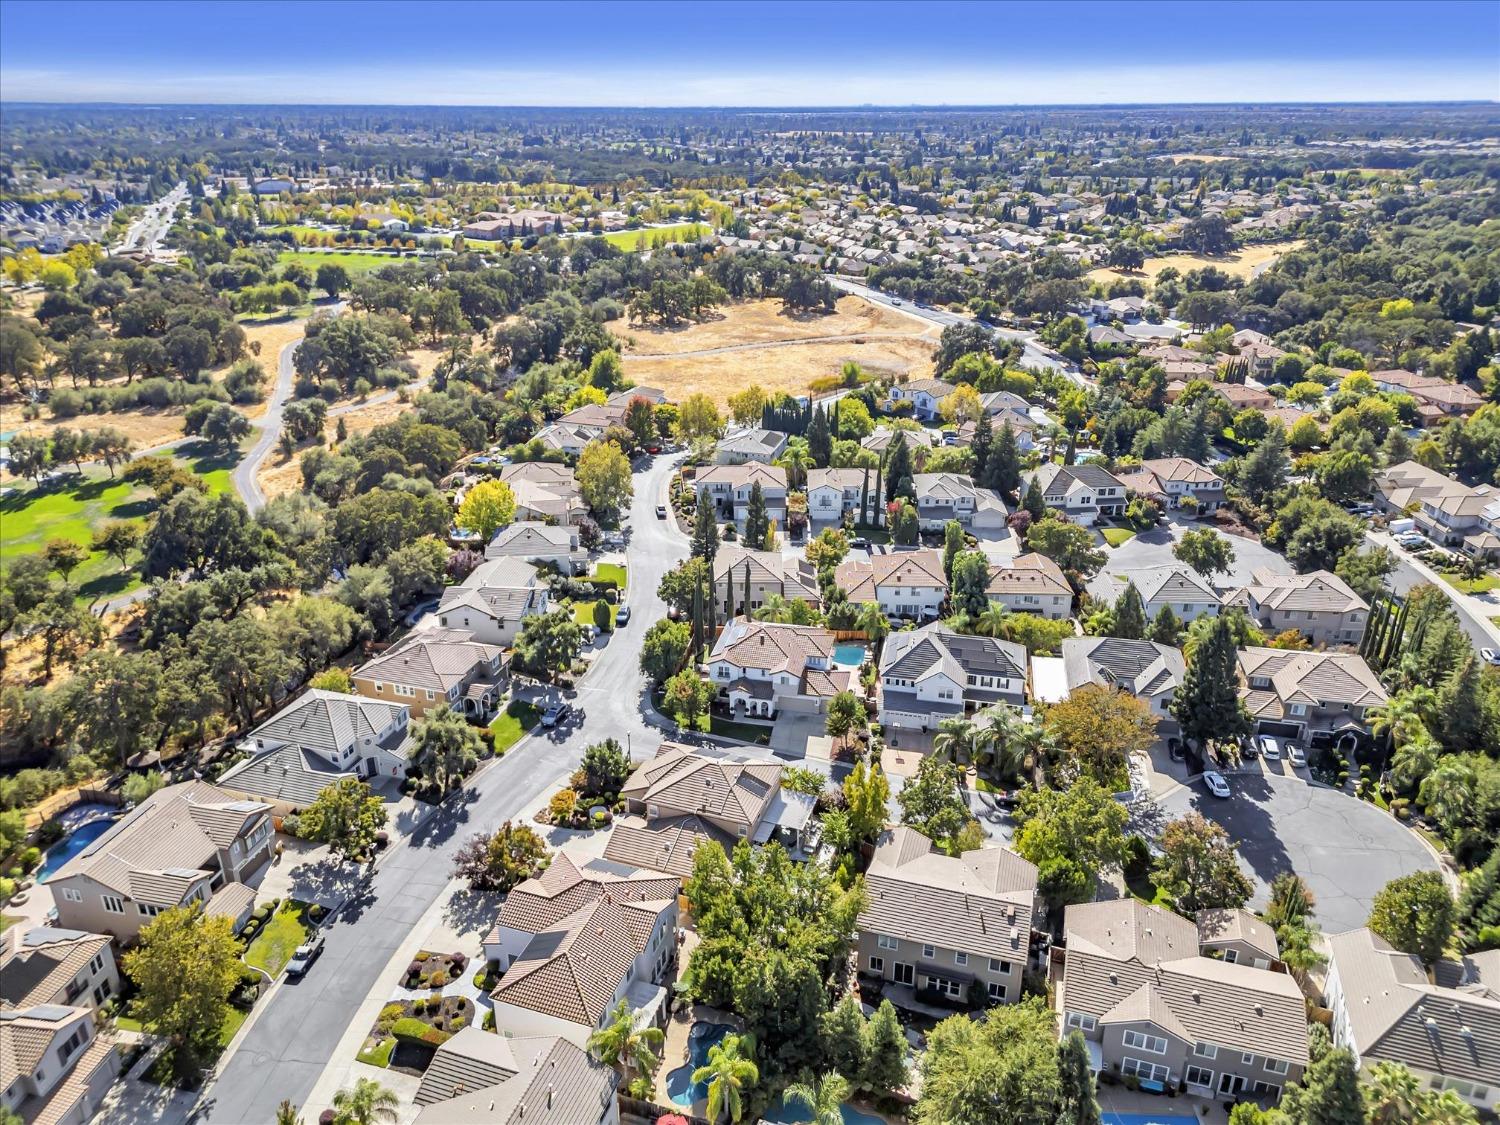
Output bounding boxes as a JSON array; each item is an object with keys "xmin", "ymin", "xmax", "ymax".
[{"xmin": 116, "ymin": 182, "xmax": 187, "ymax": 254}]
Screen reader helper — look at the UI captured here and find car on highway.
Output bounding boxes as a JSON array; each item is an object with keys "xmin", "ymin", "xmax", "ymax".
[
  {"xmin": 540, "ymin": 703, "xmax": 572, "ymax": 727},
  {"xmin": 286, "ymin": 933, "xmax": 325, "ymax": 978},
  {"xmin": 891, "ymin": 298, "xmax": 903, "ymax": 306},
  {"xmin": 656, "ymin": 505, "xmax": 668, "ymax": 519},
  {"xmin": 615, "ymin": 605, "xmax": 631, "ymax": 626},
  {"xmin": 1257, "ymin": 735, "xmax": 1281, "ymax": 760},
  {"xmin": 1482, "ymin": 648, "xmax": 1500, "ymax": 666},
  {"xmin": 1287, "ymin": 743, "xmax": 1307, "ymax": 768},
  {"xmin": 1203, "ymin": 771, "xmax": 1232, "ymax": 799}
]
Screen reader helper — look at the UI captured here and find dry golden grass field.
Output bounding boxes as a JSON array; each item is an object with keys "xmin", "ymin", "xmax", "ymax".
[{"xmin": 1087, "ymin": 239, "xmax": 1303, "ymax": 288}]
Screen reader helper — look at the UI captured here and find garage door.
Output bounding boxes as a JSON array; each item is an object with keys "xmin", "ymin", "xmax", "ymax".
[{"xmin": 1257, "ymin": 721, "xmax": 1303, "ymax": 738}]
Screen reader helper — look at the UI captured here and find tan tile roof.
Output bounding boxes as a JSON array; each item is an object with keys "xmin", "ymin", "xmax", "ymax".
[
  {"xmin": 985, "ymin": 552, "xmax": 1071, "ymax": 599},
  {"xmin": 806, "ymin": 467, "xmax": 867, "ymax": 492},
  {"xmin": 620, "ymin": 744, "xmax": 780, "ymax": 830},
  {"xmin": 1242, "ymin": 568, "xmax": 1367, "ymax": 615},
  {"xmin": 708, "ymin": 618, "xmax": 836, "ymax": 678},
  {"xmin": 0, "ymin": 928, "xmax": 111, "ymax": 1009},
  {"xmin": 1139, "ymin": 457, "xmax": 1225, "ymax": 489},
  {"xmin": 413, "ymin": 1031, "xmax": 615, "ymax": 1124},
  {"xmin": 355, "ymin": 631, "xmax": 504, "ymax": 694},
  {"xmin": 490, "ymin": 898, "xmax": 670, "ymax": 1028},
  {"xmin": 836, "ymin": 548, "xmax": 947, "ymax": 603},
  {"xmin": 27, "ymin": 1033, "xmax": 116, "ymax": 1125},
  {"xmin": 859, "ymin": 826, "xmax": 1037, "ymax": 962},
  {"xmin": 603, "ymin": 814, "xmax": 732, "ymax": 878},
  {"xmin": 1063, "ymin": 900, "xmax": 1307, "ymax": 1064},
  {"xmin": 694, "ymin": 463, "xmax": 788, "ymax": 490},
  {"xmin": 713, "ymin": 546, "xmax": 820, "ymax": 601},
  {"xmin": 1197, "ymin": 908, "xmax": 1280, "ymax": 961},
  {"xmin": 0, "ymin": 1006, "xmax": 88, "ymax": 1090},
  {"xmin": 493, "ymin": 854, "xmax": 680, "ymax": 938},
  {"xmin": 1237, "ymin": 647, "xmax": 1388, "ymax": 713}
]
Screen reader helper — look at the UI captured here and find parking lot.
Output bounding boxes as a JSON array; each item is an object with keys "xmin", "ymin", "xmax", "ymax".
[{"xmin": 1146, "ymin": 771, "xmax": 1439, "ymax": 934}]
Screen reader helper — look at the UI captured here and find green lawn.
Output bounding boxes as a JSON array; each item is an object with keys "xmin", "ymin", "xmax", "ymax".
[
  {"xmin": 490, "ymin": 700, "xmax": 543, "ymax": 753},
  {"xmin": 597, "ymin": 223, "xmax": 709, "ymax": 250},
  {"xmin": 1101, "ymin": 527, "xmax": 1137, "ymax": 547},
  {"xmin": 356, "ymin": 1037, "xmax": 396, "ymax": 1068},
  {"xmin": 572, "ymin": 599, "xmax": 613, "ymax": 630},
  {"xmin": 709, "ymin": 716, "xmax": 772, "ymax": 744},
  {"xmin": 1441, "ymin": 572, "xmax": 1500, "ymax": 594},
  {"xmin": 275, "ymin": 250, "xmax": 406, "ymax": 276},
  {"xmin": 243, "ymin": 900, "xmax": 312, "ymax": 976},
  {"xmin": 0, "ymin": 440, "xmax": 237, "ymax": 603},
  {"xmin": 594, "ymin": 562, "xmax": 627, "ymax": 590}
]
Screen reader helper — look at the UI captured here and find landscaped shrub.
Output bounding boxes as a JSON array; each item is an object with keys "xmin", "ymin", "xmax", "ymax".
[
  {"xmin": 413, "ymin": 951, "xmax": 430, "ymax": 962},
  {"xmin": 391, "ymin": 1017, "xmax": 451, "ymax": 1047},
  {"xmin": 428, "ymin": 970, "xmax": 448, "ymax": 988}
]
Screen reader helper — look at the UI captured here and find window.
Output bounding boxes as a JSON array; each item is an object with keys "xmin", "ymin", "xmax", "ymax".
[
  {"xmin": 990, "ymin": 958, "xmax": 1011, "ymax": 974},
  {"xmin": 89, "ymin": 953, "xmax": 105, "ymax": 973},
  {"xmin": 1065, "ymin": 1013, "xmax": 1097, "ymax": 1033},
  {"xmin": 1122, "ymin": 1058, "xmax": 1170, "ymax": 1084},
  {"xmin": 927, "ymin": 976, "xmax": 963, "ymax": 999},
  {"xmin": 1122, "ymin": 1030, "xmax": 1168, "ymax": 1055},
  {"xmin": 893, "ymin": 963, "xmax": 914, "ymax": 986},
  {"xmin": 1265, "ymin": 1058, "xmax": 1289, "ymax": 1076},
  {"xmin": 60, "ymin": 888, "xmax": 82, "ymax": 903},
  {"xmin": 1185, "ymin": 1065, "xmax": 1216, "ymax": 1088},
  {"xmin": 138, "ymin": 903, "xmax": 166, "ymax": 918},
  {"xmin": 876, "ymin": 935, "xmax": 899, "ymax": 951},
  {"xmin": 921, "ymin": 944, "xmax": 935, "ymax": 959},
  {"xmin": 954, "ymin": 952, "xmax": 967, "ymax": 967},
  {"xmin": 1222, "ymin": 949, "xmax": 1239, "ymax": 964},
  {"xmin": 100, "ymin": 895, "xmax": 124, "ymax": 914},
  {"xmin": 987, "ymin": 982, "xmax": 1007, "ymax": 1002},
  {"xmin": 1251, "ymin": 1082, "xmax": 1282, "ymax": 1099},
  {"xmin": 1194, "ymin": 1042, "xmax": 1218, "ymax": 1059},
  {"xmin": 1242, "ymin": 1052, "xmax": 1257, "ymax": 1066},
  {"xmin": 866, "ymin": 957, "xmax": 884, "ymax": 975}
]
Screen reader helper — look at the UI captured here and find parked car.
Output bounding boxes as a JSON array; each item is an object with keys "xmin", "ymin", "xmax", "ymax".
[
  {"xmin": 1240, "ymin": 736, "xmax": 1259, "ymax": 760},
  {"xmin": 1166, "ymin": 736, "xmax": 1184, "ymax": 762},
  {"xmin": 656, "ymin": 505, "xmax": 668, "ymax": 519},
  {"xmin": 1203, "ymin": 771, "xmax": 1232, "ymax": 799},
  {"xmin": 1287, "ymin": 743, "xmax": 1307, "ymax": 768},
  {"xmin": 541, "ymin": 703, "xmax": 572, "ymax": 727},
  {"xmin": 849, "ymin": 536, "xmax": 870, "ymax": 550},
  {"xmin": 615, "ymin": 605, "xmax": 631, "ymax": 626},
  {"xmin": 1257, "ymin": 735, "xmax": 1281, "ymax": 760},
  {"xmin": 1482, "ymin": 648, "xmax": 1500, "ymax": 667},
  {"xmin": 286, "ymin": 933, "xmax": 326, "ymax": 978}
]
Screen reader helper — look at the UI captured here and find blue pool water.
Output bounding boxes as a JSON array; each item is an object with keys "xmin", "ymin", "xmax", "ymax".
[
  {"xmin": 1103, "ymin": 1114, "xmax": 1199, "ymax": 1125},
  {"xmin": 664, "ymin": 1022, "xmax": 734, "ymax": 1106},
  {"xmin": 832, "ymin": 643, "xmax": 867, "ymax": 668},
  {"xmin": 763, "ymin": 1096, "xmax": 886, "ymax": 1125},
  {"xmin": 38, "ymin": 817, "xmax": 117, "ymax": 882}
]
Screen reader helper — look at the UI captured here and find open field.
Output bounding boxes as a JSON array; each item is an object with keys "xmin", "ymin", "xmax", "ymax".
[
  {"xmin": 1087, "ymin": 240, "xmax": 1302, "ymax": 287},
  {"xmin": 597, "ymin": 222, "xmax": 708, "ymax": 250},
  {"xmin": 619, "ymin": 295, "xmax": 938, "ymax": 405},
  {"xmin": 275, "ymin": 250, "xmax": 407, "ymax": 276},
  {"xmin": 0, "ymin": 440, "xmax": 238, "ymax": 603}
]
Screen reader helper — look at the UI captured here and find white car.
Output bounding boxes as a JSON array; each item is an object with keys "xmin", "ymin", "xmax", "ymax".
[
  {"xmin": 1257, "ymin": 735, "xmax": 1281, "ymax": 761},
  {"xmin": 1482, "ymin": 648, "xmax": 1500, "ymax": 667},
  {"xmin": 1203, "ymin": 771, "xmax": 1231, "ymax": 799},
  {"xmin": 1287, "ymin": 743, "xmax": 1307, "ymax": 768}
]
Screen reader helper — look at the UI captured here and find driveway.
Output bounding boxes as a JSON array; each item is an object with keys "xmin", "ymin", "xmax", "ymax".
[
  {"xmin": 1146, "ymin": 773, "xmax": 1438, "ymax": 934},
  {"xmin": 1102, "ymin": 517, "xmax": 1293, "ymax": 591}
]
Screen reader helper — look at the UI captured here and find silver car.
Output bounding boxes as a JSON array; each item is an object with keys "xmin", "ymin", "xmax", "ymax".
[{"xmin": 1203, "ymin": 771, "xmax": 1231, "ymax": 799}]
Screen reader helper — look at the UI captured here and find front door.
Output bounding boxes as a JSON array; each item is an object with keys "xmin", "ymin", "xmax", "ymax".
[{"xmin": 1219, "ymin": 1074, "xmax": 1246, "ymax": 1097}]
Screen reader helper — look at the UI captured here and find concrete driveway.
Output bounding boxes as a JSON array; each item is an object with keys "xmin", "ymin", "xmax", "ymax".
[
  {"xmin": 1145, "ymin": 773, "xmax": 1438, "ymax": 934},
  {"xmin": 1103, "ymin": 516, "xmax": 1294, "ymax": 590},
  {"xmin": 769, "ymin": 712, "xmax": 823, "ymax": 758}
]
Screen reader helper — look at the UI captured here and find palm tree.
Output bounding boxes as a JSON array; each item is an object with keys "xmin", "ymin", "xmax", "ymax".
[
  {"xmin": 932, "ymin": 716, "xmax": 983, "ymax": 766},
  {"xmin": 784, "ymin": 1071, "xmax": 851, "ymax": 1125},
  {"xmin": 1390, "ymin": 733, "xmax": 1440, "ymax": 793},
  {"xmin": 587, "ymin": 1000, "xmax": 665, "ymax": 1089},
  {"xmin": 853, "ymin": 601, "xmax": 890, "ymax": 644},
  {"xmin": 1370, "ymin": 686, "xmax": 1438, "ymax": 749},
  {"xmin": 1276, "ymin": 923, "xmax": 1327, "ymax": 977},
  {"xmin": 973, "ymin": 601, "xmax": 1010, "ymax": 639},
  {"xmin": 777, "ymin": 438, "xmax": 812, "ymax": 490},
  {"xmin": 691, "ymin": 1033, "xmax": 759, "ymax": 1125},
  {"xmin": 275, "ymin": 1102, "xmax": 302, "ymax": 1125},
  {"xmin": 331, "ymin": 1079, "xmax": 398, "ymax": 1125},
  {"xmin": 1418, "ymin": 758, "xmax": 1476, "ymax": 833},
  {"xmin": 1364, "ymin": 1061, "xmax": 1425, "ymax": 1125},
  {"xmin": 753, "ymin": 594, "xmax": 790, "ymax": 623}
]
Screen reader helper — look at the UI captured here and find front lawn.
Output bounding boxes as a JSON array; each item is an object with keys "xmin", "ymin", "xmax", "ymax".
[
  {"xmin": 594, "ymin": 562, "xmax": 628, "ymax": 590},
  {"xmin": 490, "ymin": 699, "xmax": 543, "ymax": 753},
  {"xmin": 1101, "ymin": 527, "xmax": 1136, "ymax": 547},
  {"xmin": 139, "ymin": 1006, "xmax": 247, "ymax": 1088},
  {"xmin": 572, "ymin": 599, "xmax": 603, "ymax": 627},
  {"xmin": 1441, "ymin": 572, "xmax": 1500, "ymax": 594},
  {"xmin": 709, "ymin": 716, "xmax": 772, "ymax": 744},
  {"xmin": 243, "ymin": 900, "xmax": 312, "ymax": 976},
  {"xmin": 356, "ymin": 1037, "xmax": 396, "ymax": 1068}
]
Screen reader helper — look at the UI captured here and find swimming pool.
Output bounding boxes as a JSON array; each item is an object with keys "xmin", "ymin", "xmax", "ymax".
[
  {"xmin": 664, "ymin": 1022, "xmax": 733, "ymax": 1106},
  {"xmin": 832, "ymin": 643, "xmax": 867, "ymax": 668},
  {"xmin": 762, "ymin": 1095, "xmax": 886, "ymax": 1125},
  {"xmin": 1103, "ymin": 1113, "xmax": 1199, "ymax": 1125},
  {"xmin": 37, "ymin": 816, "xmax": 118, "ymax": 882}
]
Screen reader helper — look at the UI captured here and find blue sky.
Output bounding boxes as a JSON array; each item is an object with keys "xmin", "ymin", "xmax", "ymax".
[{"xmin": 3, "ymin": 0, "xmax": 1497, "ymax": 105}]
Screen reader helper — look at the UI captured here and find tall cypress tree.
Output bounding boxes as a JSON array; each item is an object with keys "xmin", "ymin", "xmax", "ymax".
[
  {"xmin": 1114, "ymin": 582, "xmax": 1148, "ymax": 639},
  {"xmin": 859, "ymin": 466, "xmax": 871, "ymax": 527},
  {"xmin": 1057, "ymin": 1031, "xmax": 1103, "ymax": 1125},
  {"xmin": 744, "ymin": 481, "xmax": 769, "ymax": 549},
  {"xmin": 971, "ymin": 412, "xmax": 993, "ymax": 483},
  {"xmin": 691, "ymin": 499, "xmax": 719, "ymax": 564},
  {"xmin": 1023, "ymin": 475, "xmax": 1047, "ymax": 522},
  {"xmin": 1170, "ymin": 614, "xmax": 1251, "ymax": 759},
  {"xmin": 987, "ymin": 421, "xmax": 1022, "ymax": 501},
  {"xmin": 808, "ymin": 404, "xmax": 833, "ymax": 468},
  {"xmin": 886, "ymin": 435, "xmax": 914, "ymax": 502},
  {"xmin": 742, "ymin": 560, "xmax": 752, "ymax": 618}
]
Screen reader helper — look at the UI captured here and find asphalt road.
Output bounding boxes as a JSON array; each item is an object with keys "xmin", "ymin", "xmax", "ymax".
[
  {"xmin": 1371, "ymin": 532, "xmax": 1500, "ymax": 653},
  {"xmin": 117, "ymin": 182, "xmax": 186, "ymax": 254},
  {"xmin": 199, "ymin": 453, "xmax": 690, "ymax": 1123},
  {"xmin": 231, "ymin": 337, "xmax": 298, "ymax": 514}
]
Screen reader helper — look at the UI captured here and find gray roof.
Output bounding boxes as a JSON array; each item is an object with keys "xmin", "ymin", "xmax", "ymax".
[
  {"xmin": 414, "ymin": 1029, "xmax": 616, "ymax": 1124},
  {"xmin": 718, "ymin": 428, "xmax": 787, "ymax": 456},
  {"xmin": 217, "ymin": 744, "xmax": 362, "ymax": 809},
  {"xmin": 1061, "ymin": 637, "xmax": 1184, "ymax": 700},
  {"xmin": 246, "ymin": 690, "xmax": 408, "ymax": 760},
  {"xmin": 356, "ymin": 631, "xmax": 505, "ymax": 694},
  {"xmin": 881, "ymin": 623, "xmax": 1027, "ymax": 683},
  {"xmin": 1089, "ymin": 564, "xmax": 1220, "ymax": 609}
]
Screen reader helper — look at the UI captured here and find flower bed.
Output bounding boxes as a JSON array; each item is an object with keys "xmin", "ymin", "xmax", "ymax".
[
  {"xmin": 404, "ymin": 950, "xmax": 468, "ymax": 990},
  {"xmin": 359, "ymin": 994, "xmax": 476, "ymax": 1068}
]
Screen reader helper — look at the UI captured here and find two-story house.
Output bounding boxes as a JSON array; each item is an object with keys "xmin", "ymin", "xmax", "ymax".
[
  {"xmin": 835, "ymin": 548, "xmax": 947, "ymax": 620},
  {"xmin": 603, "ymin": 744, "xmax": 814, "ymax": 878},
  {"xmin": 1059, "ymin": 900, "xmax": 1308, "ymax": 1101},
  {"xmin": 437, "ymin": 556, "xmax": 550, "ymax": 646},
  {"xmin": 890, "ymin": 377, "xmax": 957, "ymax": 421},
  {"xmin": 1197, "ymin": 909, "xmax": 1281, "ymax": 971},
  {"xmin": 806, "ymin": 467, "xmax": 870, "ymax": 527},
  {"xmin": 1116, "ymin": 457, "xmax": 1226, "ymax": 514},
  {"xmin": 0, "ymin": 1005, "xmax": 120, "ymax": 1125},
  {"xmin": 353, "ymin": 628, "xmax": 509, "ymax": 719},
  {"xmin": 413, "ymin": 1030, "xmax": 619, "ymax": 1125},
  {"xmin": 1059, "ymin": 637, "xmax": 1183, "ymax": 733},
  {"xmin": 1228, "ymin": 569, "xmax": 1369, "ymax": 647},
  {"xmin": 1, "ymin": 927, "xmax": 119, "ymax": 1013},
  {"xmin": 1022, "ymin": 463, "xmax": 1127, "ymax": 525},
  {"xmin": 985, "ymin": 552, "xmax": 1073, "ymax": 619},
  {"xmin": 1324, "ymin": 928, "xmax": 1498, "ymax": 1115},
  {"xmin": 713, "ymin": 546, "xmax": 822, "ymax": 616},
  {"xmin": 879, "ymin": 623, "xmax": 1027, "ymax": 733},
  {"xmin": 1371, "ymin": 369, "xmax": 1484, "ymax": 422},
  {"xmin": 716, "ymin": 428, "xmax": 788, "ymax": 465},
  {"xmin": 1087, "ymin": 565, "xmax": 1222, "ymax": 626},
  {"xmin": 1375, "ymin": 459, "xmax": 1471, "ymax": 516},
  {"xmin": 498, "ymin": 462, "xmax": 587, "ymax": 526},
  {"xmin": 862, "ymin": 426, "xmax": 938, "ymax": 458},
  {"xmin": 913, "ymin": 473, "xmax": 1008, "ymax": 532},
  {"xmin": 857, "ymin": 826, "xmax": 1038, "ymax": 1010},
  {"xmin": 485, "ymin": 521, "xmax": 587, "ymax": 575},
  {"xmin": 217, "ymin": 690, "xmax": 415, "ymax": 814},
  {"xmin": 693, "ymin": 464, "xmax": 788, "ymax": 528},
  {"xmin": 48, "ymin": 781, "xmax": 273, "ymax": 944},
  {"xmin": 706, "ymin": 618, "xmax": 853, "ymax": 718},
  {"xmin": 1236, "ymin": 647, "xmax": 1389, "ymax": 748},
  {"xmin": 1412, "ymin": 479, "xmax": 1498, "ymax": 555}
]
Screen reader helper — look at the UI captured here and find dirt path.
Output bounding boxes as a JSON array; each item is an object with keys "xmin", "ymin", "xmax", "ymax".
[{"xmin": 625, "ymin": 330, "xmax": 936, "ymax": 360}]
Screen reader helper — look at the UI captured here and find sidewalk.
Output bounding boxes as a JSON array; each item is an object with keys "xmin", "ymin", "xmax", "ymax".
[{"xmin": 1367, "ymin": 528, "xmax": 1500, "ymax": 646}]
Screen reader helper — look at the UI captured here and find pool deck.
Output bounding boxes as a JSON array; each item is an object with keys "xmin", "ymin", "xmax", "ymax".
[
  {"xmin": 1099, "ymin": 1085, "xmax": 1222, "ymax": 1123},
  {"xmin": 655, "ymin": 1002, "xmax": 739, "ymax": 1107}
]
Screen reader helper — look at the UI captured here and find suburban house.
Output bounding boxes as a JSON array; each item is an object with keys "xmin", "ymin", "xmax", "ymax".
[
  {"xmin": 604, "ymin": 744, "xmax": 815, "ymax": 878},
  {"xmin": 482, "ymin": 853, "xmax": 679, "ymax": 971},
  {"xmin": 607, "ymin": 385, "xmax": 666, "ymax": 408},
  {"xmin": 1376, "ymin": 459, "xmax": 1473, "ymax": 515},
  {"xmin": 806, "ymin": 467, "xmax": 870, "ymax": 526},
  {"xmin": 1058, "ymin": 637, "xmax": 1184, "ymax": 732},
  {"xmin": 1408, "ymin": 477, "xmax": 1500, "ymax": 556},
  {"xmin": 438, "ymin": 556, "xmax": 550, "ymax": 646},
  {"xmin": 1088, "ymin": 564, "xmax": 1222, "ymax": 626},
  {"xmin": 532, "ymin": 423, "xmax": 597, "ymax": 457},
  {"xmin": 1236, "ymin": 647, "xmax": 1389, "ymax": 747},
  {"xmin": 857, "ymin": 826, "xmax": 1038, "ymax": 1009},
  {"xmin": 1197, "ymin": 909, "xmax": 1281, "ymax": 971},
  {"xmin": 488, "ymin": 895, "xmax": 676, "ymax": 1047},
  {"xmin": 985, "ymin": 552, "xmax": 1073, "ymax": 619},
  {"xmin": 1371, "ymin": 369, "xmax": 1484, "ymax": 422},
  {"xmin": 706, "ymin": 617, "xmax": 853, "ymax": 718},
  {"xmin": 556, "ymin": 402, "xmax": 628, "ymax": 433},
  {"xmin": 0, "ymin": 927, "xmax": 119, "ymax": 1012},
  {"xmin": 1116, "ymin": 457, "xmax": 1226, "ymax": 513},
  {"xmin": 1022, "ymin": 463, "xmax": 1127, "ymax": 525},
  {"xmin": 913, "ymin": 473, "xmax": 1008, "ymax": 532},
  {"xmin": 956, "ymin": 412, "xmax": 1037, "ymax": 452},
  {"xmin": 1228, "ymin": 569, "xmax": 1369, "ymax": 647},
  {"xmin": 1206, "ymin": 382, "xmax": 1276, "ymax": 411},
  {"xmin": 1058, "ymin": 899, "xmax": 1308, "ymax": 1100},
  {"xmin": 47, "ymin": 781, "xmax": 272, "ymax": 944},
  {"xmin": 878, "ymin": 623, "xmax": 1027, "ymax": 733},
  {"xmin": 1236, "ymin": 339, "xmax": 1287, "ymax": 380},
  {"xmin": 485, "ymin": 521, "xmax": 587, "ymax": 575},
  {"xmin": 353, "ymin": 628, "xmax": 508, "ymax": 719},
  {"xmin": 693, "ymin": 463, "xmax": 788, "ymax": 528},
  {"xmin": 0, "ymin": 1004, "xmax": 120, "ymax": 1125},
  {"xmin": 1324, "ymin": 928, "xmax": 1498, "ymax": 1114},
  {"xmin": 862, "ymin": 426, "xmax": 938, "ymax": 457},
  {"xmin": 890, "ymin": 377, "xmax": 957, "ymax": 421},
  {"xmin": 413, "ymin": 1029, "xmax": 619, "ymax": 1125},
  {"xmin": 218, "ymin": 690, "xmax": 414, "ymax": 814},
  {"xmin": 499, "ymin": 462, "xmax": 587, "ymax": 526},
  {"xmin": 716, "ymin": 428, "xmax": 788, "ymax": 465},
  {"xmin": 835, "ymin": 548, "xmax": 947, "ymax": 620},
  {"xmin": 979, "ymin": 389, "xmax": 1035, "ymax": 425},
  {"xmin": 713, "ymin": 544, "xmax": 822, "ymax": 616}
]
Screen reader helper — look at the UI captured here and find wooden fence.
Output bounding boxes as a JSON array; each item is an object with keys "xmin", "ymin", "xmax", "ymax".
[{"xmin": 25, "ymin": 786, "xmax": 122, "ymax": 831}]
